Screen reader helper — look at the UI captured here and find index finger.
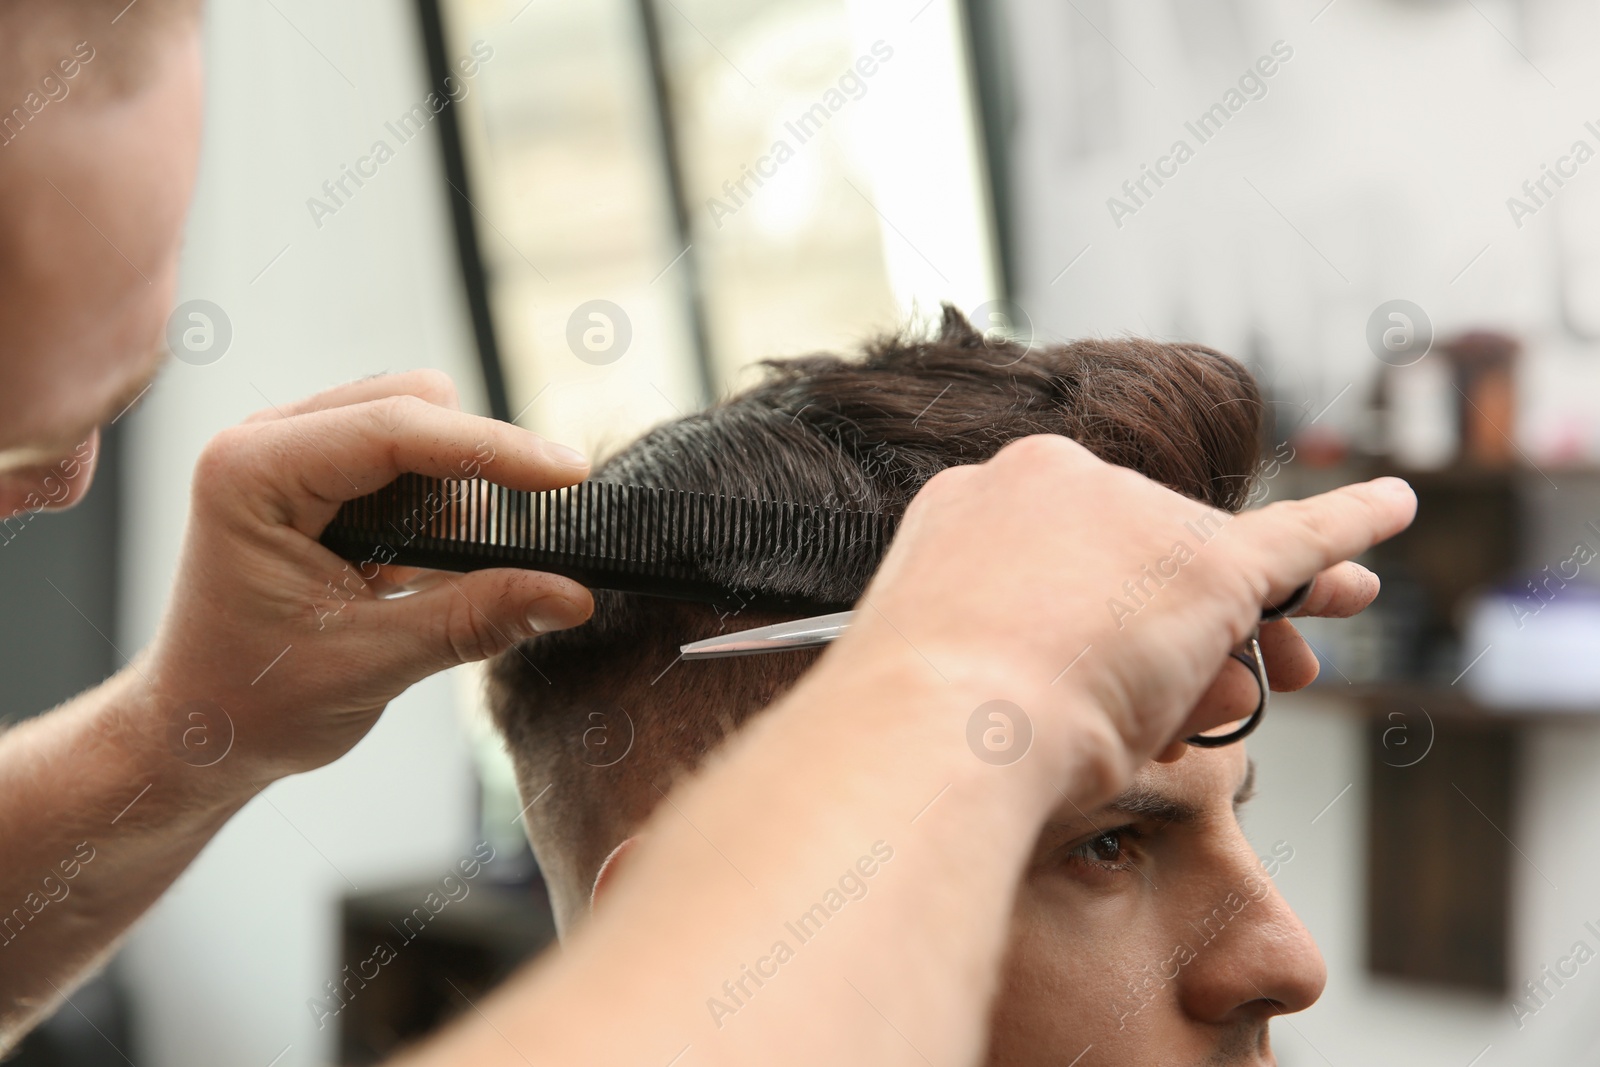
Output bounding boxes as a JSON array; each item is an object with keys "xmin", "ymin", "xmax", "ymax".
[
  {"xmin": 242, "ymin": 369, "xmax": 462, "ymax": 424},
  {"xmin": 208, "ymin": 394, "xmax": 590, "ymax": 536},
  {"xmin": 1235, "ymin": 476, "xmax": 1416, "ymax": 610}
]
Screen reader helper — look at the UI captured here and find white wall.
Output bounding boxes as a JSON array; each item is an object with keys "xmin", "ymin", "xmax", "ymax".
[
  {"xmin": 1001, "ymin": 0, "xmax": 1600, "ymax": 1063},
  {"xmin": 1005, "ymin": 0, "xmax": 1600, "ymax": 449},
  {"xmin": 117, "ymin": 3, "xmax": 485, "ymax": 1064}
]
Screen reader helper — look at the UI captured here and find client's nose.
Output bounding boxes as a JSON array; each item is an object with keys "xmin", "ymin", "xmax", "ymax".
[{"xmin": 1176, "ymin": 849, "xmax": 1327, "ymax": 1025}]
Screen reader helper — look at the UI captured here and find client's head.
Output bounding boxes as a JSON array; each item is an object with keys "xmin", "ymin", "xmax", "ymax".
[{"xmin": 488, "ymin": 306, "xmax": 1325, "ymax": 1065}]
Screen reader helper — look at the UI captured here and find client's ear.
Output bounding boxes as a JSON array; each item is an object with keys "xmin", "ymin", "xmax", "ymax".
[{"xmin": 591, "ymin": 835, "xmax": 642, "ymax": 912}]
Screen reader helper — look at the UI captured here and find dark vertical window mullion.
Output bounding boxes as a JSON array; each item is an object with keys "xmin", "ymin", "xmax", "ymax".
[
  {"xmin": 633, "ymin": 0, "xmax": 718, "ymax": 408},
  {"xmin": 415, "ymin": 0, "xmax": 513, "ymax": 422},
  {"xmin": 959, "ymin": 0, "xmax": 1018, "ymax": 302}
]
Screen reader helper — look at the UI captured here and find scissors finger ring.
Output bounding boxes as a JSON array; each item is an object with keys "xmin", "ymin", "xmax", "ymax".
[{"xmin": 1186, "ymin": 634, "xmax": 1268, "ymax": 748}]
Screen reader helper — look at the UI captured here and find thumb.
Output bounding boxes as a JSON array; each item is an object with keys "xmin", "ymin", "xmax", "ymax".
[{"xmin": 378, "ymin": 567, "xmax": 594, "ymax": 674}]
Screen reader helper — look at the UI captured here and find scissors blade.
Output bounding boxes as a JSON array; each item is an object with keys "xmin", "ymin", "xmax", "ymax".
[
  {"xmin": 680, "ymin": 610, "xmax": 856, "ymax": 659},
  {"xmin": 679, "ymin": 578, "xmax": 1315, "ymax": 661}
]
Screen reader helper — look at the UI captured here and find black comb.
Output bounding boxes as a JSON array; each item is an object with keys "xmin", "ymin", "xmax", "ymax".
[{"xmin": 318, "ymin": 473, "xmax": 901, "ymax": 613}]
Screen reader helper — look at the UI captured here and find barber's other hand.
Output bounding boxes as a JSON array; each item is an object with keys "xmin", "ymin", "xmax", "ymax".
[
  {"xmin": 852, "ymin": 434, "xmax": 1415, "ymax": 796},
  {"xmin": 139, "ymin": 371, "xmax": 594, "ymax": 793}
]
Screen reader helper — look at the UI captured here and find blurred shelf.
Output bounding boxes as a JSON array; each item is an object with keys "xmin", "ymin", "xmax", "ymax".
[
  {"xmin": 1269, "ymin": 450, "xmax": 1600, "ymax": 731},
  {"xmin": 1283, "ymin": 456, "xmax": 1600, "ymax": 491},
  {"xmin": 1301, "ymin": 679, "xmax": 1600, "ymax": 725}
]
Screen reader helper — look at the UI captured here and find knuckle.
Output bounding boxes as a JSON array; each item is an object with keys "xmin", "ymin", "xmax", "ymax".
[
  {"xmin": 997, "ymin": 433, "xmax": 1080, "ymax": 469},
  {"xmin": 193, "ymin": 425, "xmax": 253, "ymax": 484},
  {"xmin": 408, "ymin": 368, "xmax": 460, "ymax": 407},
  {"xmin": 911, "ymin": 463, "xmax": 972, "ymax": 509},
  {"xmin": 1103, "ymin": 461, "xmax": 1155, "ymax": 496},
  {"xmin": 926, "ymin": 462, "xmax": 972, "ymax": 492},
  {"xmin": 379, "ymin": 392, "xmax": 417, "ymax": 419},
  {"xmin": 441, "ymin": 594, "xmax": 513, "ymax": 664},
  {"xmin": 372, "ymin": 392, "xmax": 426, "ymax": 427}
]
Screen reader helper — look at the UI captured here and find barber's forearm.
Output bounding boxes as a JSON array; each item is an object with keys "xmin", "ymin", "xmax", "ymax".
[
  {"xmin": 399, "ymin": 646, "xmax": 1096, "ymax": 1067},
  {"xmin": 0, "ymin": 662, "xmax": 249, "ymax": 1048}
]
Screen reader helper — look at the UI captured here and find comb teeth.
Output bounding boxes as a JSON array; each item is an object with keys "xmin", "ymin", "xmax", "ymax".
[{"xmin": 318, "ymin": 474, "xmax": 900, "ymax": 612}]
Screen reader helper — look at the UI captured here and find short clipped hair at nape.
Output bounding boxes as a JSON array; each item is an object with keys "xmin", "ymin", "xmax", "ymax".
[{"xmin": 487, "ymin": 305, "xmax": 1265, "ymax": 855}]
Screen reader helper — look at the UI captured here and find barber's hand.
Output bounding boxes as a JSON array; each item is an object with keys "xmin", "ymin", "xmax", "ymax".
[
  {"xmin": 139, "ymin": 371, "xmax": 594, "ymax": 793},
  {"xmin": 852, "ymin": 434, "xmax": 1415, "ymax": 793},
  {"xmin": 1259, "ymin": 560, "xmax": 1378, "ymax": 686},
  {"xmin": 1181, "ymin": 558, "xmax": 1379, "ymax": 741}
]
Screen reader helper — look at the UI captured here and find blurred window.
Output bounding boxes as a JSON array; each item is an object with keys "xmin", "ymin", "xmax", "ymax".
[{"xmin": 435, "ymin": 0, "xmax": 1002, "ymax": 452}]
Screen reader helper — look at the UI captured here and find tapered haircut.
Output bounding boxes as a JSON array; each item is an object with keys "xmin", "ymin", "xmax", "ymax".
[{"xmin": 487, "ymin": 305, "xmax": 1265, "ymax": 912}]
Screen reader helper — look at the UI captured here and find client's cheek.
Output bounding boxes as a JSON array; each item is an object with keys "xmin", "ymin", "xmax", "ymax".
[{"xmin": 983, "ymin": 892, "xmax": 1169, "ymax": 1067}]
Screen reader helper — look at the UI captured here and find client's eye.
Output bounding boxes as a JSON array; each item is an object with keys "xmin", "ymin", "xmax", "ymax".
[{"xmin": 1065, "ymin": 826, "xmax": 1143, "ymax": 873}]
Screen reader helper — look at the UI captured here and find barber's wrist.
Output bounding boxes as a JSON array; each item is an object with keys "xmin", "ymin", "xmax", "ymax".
[
  {"xmin": 107, "ymin": 658, "xmax": 261, "ymax": 831},
  {"xmin": 858, "ymin": 624, "xmax": 1149, "ymax": 820},
  {"xmin": 803, "ymin": 635, "xmax": 1107, "ymax": 831}
]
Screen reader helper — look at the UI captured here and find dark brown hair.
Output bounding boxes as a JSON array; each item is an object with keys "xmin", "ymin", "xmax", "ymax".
[{"xmin": 488, "ymin": 306, "xmax": 1263, "ymax": 887}]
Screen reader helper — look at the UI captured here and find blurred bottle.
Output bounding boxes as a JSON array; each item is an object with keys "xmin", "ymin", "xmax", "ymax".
[
  {"xmin": 1371, "ymin": 329, "xmax": 1519, "ymax": 470},
  {"xmin": 1445, "ymin": 331, "xmax": 1519, "ymax": 468},
  {"xmin": 1382, "ymin": 357, "xmax": 1458, "ymax": 470}
]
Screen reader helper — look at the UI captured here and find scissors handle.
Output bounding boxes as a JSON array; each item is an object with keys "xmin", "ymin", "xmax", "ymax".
[{"xmin": 1262, "ymin": 579, "xmax": 1314, "ymax": 622}]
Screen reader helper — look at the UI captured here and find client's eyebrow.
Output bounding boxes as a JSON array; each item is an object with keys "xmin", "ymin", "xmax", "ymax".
[
  {"xmin": 1101, "ymin": 787, "xmax": 1201, "ymax": 826},
  {"xmin": 1094, "ymin": 757, "xmax": 1259, "ymax": 828}
]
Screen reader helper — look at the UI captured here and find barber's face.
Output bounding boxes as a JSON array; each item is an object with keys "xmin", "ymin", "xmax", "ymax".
[
  {"xmin": 0, "ymin": 24, "xmax": 203, "ymax": 515},
  {"xmin": 986, "ymin": 746, "xmax": 1324, "ymax": 1066}
]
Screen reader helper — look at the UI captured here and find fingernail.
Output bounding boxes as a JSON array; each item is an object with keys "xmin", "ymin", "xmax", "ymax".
[
  {"xmin": 543, "ymin": 440, "xmax": 589, "ymax": 469},
  {"xmin": 1371, "ymin": 476, "xmax": 1412, "ymax": 496},
  {"xmin": 527, "ymin": 596, "xmax": 587, "ymax": 633}
]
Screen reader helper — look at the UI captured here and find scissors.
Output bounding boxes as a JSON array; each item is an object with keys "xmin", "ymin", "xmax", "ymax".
[{"xmin": 680, "ymin": 580, "xmax": 1316, "ymax": 748}]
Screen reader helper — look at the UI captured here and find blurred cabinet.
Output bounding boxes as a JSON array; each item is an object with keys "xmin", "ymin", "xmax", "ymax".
[
  {"xmin": 336, "ymin": 879, "xmax": 556, "ymax": 1065},
  {"xmin": 1274, "ymin": 459, "xmax": 1600, "ymax": 995}
]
